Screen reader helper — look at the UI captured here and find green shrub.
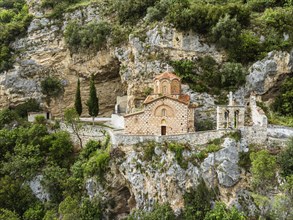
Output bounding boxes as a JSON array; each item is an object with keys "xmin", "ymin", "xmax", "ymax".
[
  {"xmin": 250, "ymin": 150, "xmax": 277, "ymax": 191},
  {"xmin": 238, "ymin": 151, "xmax": 251, "ymax": 172},
  {"xmin": 146, "ymin": 0, "xmax": 171, "ymax": 22},
  {"xmin": 143, "ymin": 141, "xmax": 156, "ymax": 161},
  {"xmin": 220, "ymin": 62, "xmax": 246, "ymax": 90},
  {"xmin": 184, "ymin": 178, "xmax": 215, "ymax": 220},
  {"xmin": 212, "ymin": 14, "xmax": 241, "ymax": 49},
  {"xmin": 83, "ymin": 149, "xmax": 110, "ymax": 180},
  {"xmin": 248, "ymin": 0, "xmax": 278, "ymax": 12},
  {"xmin": 0, "ymin": 1, "xmax": 32, "ymax": 72},
  {"xmin": 0, "ymin": 208, "xmax": 20, "ymax": 220},
  {"xmin": 41, "ymin": 0, "xmax": 82, "ymax": 18},
  {"xmin": 272, "ymin": 77, "xmax": 293, "ymax": 116},
  {"xmin": 80, "ymin": 140, "xmax": 102, "ymax": 160},
  {"xmin": 168, "ymin": 142, "xmax": 188, "ymax": 169},
  {"xmin": 172, "ymin": 56, "xmax": 246, "ymax": 94},
  {"xmin": 127, "ymin": 203, "xmax": 176, "ymax": 220},
  {"xmin": 64, "ymin": 21, "xmax": 111, "ymax": 52},
  {"xmin": 228, "ymin": 131, "xmax": 242, "ymax": 142},
  {"xmin": 113, "ymin": 0, "xmax": 157, "ymax": 24},
  {"xmin": 278, "ymin": 138, "xmax": 293, "ymax": 177},
  {"xmin": 204, "ymin": 202, "xmax": 246, "ymax": 220}
]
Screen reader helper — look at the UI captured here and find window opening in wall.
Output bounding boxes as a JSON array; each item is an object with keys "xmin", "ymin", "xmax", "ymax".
[
  {"xmin": 234, "ymin": 110, "xmax": 239, "ymax": 128},
  {"xmin": 224, "ymin": 110, "xmax": 229, "ymax": 128},
  {"xmin": 162, "ymin": 108, "xmax": 166, "ymax": 116}
]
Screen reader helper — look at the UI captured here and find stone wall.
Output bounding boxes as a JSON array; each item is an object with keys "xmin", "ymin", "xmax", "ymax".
[
  {"xmin": 115, "ymin": 130, "xmax": 231, "ymax": 146},
  {"xmin": 60, "ymin": 123, "xmax": 107, "ymax": 146},
  {"xmin": 240, "ymin": 126, "xmax": 267, "ymax": 145}
]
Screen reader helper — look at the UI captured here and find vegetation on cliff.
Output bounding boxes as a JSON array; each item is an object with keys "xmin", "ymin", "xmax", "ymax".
[{"xmin": 0, "ymin": 0, "xmax": 32, "ymax": 72}]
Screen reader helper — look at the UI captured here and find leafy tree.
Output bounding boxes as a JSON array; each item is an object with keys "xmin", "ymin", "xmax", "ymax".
[
  {"xmin": 278, "ymin": 138, "xmax": 293, "ymax": 177},
  {"xmin": 64, "ymin": 107, "xmax": 83, "ymax": 148},
  {"xmin": 250, "ymin": 150, "xmax": 277, "ymax": 191},
  {"xmin": 212, "ymin": 14, "xmax": 241, "ymax": 50},
  {"xmin": 87, "ymin": 75, "xmax": 99, "ymax": 124},
  {"xmin": 41, "ymin": 76, "xmax": 64, "ymax": 107},
  {"xmin": 74, "ymin": 78, "xmax": 82, "ymax": 116},
  {"xmin": 220, "ymin": 62, "xmax": 246, "ymax": 90},
  {"xmin": 204, "ymin": 202, "xmax": 246, "ymax": 220}
]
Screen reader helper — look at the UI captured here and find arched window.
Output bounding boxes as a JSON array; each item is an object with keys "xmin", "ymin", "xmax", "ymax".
[
  {"xmin": 224, "ymin": 110, "xmax": 229, "ymax": 128},
  {"xmin": 162, "ymin": 108, "xmax": 166, "ymax": 116},
  {"xmin": 234, "ymin": 110, "xmax": 239, "ymax": 128}
]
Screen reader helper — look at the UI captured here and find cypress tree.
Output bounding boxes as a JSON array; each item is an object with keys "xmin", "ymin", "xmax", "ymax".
[
  {"xmin": 74, "ymin": 78, "xmax": 82, "ymax": 116},
  {"xmin": 87, "ymin": 74, "xmax": 99, "ymax": 124}
]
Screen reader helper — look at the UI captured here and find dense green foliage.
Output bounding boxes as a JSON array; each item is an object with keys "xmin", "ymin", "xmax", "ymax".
[
  {"xmin": 127, "ymin": 203, "xmax": 176, "ymax": 220},
  {"xmin": 171, "ymin": 56, "xmax": 246, "ymax": 94},
  {"xmin": 0, "ymin": 108, "xmax": 112, "ymax": 219},
  {"xmin": 183, "ymin": 178, "xmax": 215, "ymax": 220},
  {"xmin": 278, "ymin": 138, "xmax": 293, "ymax": 177},
  {"xmin": 74, "ymin": 78, "xmax": 82, "ymax": 116},
  {"xmin": 64, "ymin": 21, "xmax": 111, "ymax": 52},
  {"xmin": 87, "ymin": 74, "xmax": 99, "ymax": 121},
  {"xmin": 41, "ymin": 0, "xmax": 82, "ymax": 18},
  {"xmin": 0, "ymin": 0, "xmax": 32, "ymax": 72},
  {"xmin": 167, "ymin": 142, "xmax": 188, "ymax": 169},
  {"xmin": 204, "ymin": 202, "xmax": 246, "ymax": 220},
  {"xmin": 114, "ymin": 0, "xmax": 157, "ymax": 24},
  {"xmin": 148, "ymin": 0, "xmax": 293, "ymax": 63},
  {"xmin": 272, "ymin": 77, "xmax": 293, "ymax": 116},
  {"xmin": 250, "ymin": 150, "xmax": 277, "ymax": 191}
]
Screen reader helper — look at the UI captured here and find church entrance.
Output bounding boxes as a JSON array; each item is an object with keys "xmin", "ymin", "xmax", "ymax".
[{"xmin": 161, "ymin": 126, "xmax": 166, "ymax": 135}]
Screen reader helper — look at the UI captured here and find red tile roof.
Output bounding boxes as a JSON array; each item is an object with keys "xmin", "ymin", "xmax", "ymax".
[{"xmin": 154, "ymin": 72, "xmax": 181, "ymax": 80}]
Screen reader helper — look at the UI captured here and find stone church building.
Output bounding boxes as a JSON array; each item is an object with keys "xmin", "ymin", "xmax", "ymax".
[{"xmin": 124, "ymin": 72, "xmax": 196, "ymax": 135}]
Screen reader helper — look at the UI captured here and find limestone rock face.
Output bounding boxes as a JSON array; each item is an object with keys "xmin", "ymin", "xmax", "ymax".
[
  {"xmin": 96, "ymin": 137, "xmax": 244, "ymax": 214},
  {"xmin": 201, "ymin": 138, "xmax": 240, "ymax": 188},
  {"xmin": 246, "ymin": 51, "xmax": 292, "ymax": 95},
  {"xmin": 115, "ymin": 24, "xmax": 224, "ymax": 113},
  {"xmin": 0, "ymin": 1, "xmax": 125, "ymax": 116}
]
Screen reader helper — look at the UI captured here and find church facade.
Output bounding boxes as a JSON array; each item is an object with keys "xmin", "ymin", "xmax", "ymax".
[{"xmin": 124, "ymin": 72, "xmax": 196, "ymax": 135}]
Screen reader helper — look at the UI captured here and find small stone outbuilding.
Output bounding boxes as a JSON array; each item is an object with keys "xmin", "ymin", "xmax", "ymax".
[
  {"xmin": 216, "ymin": 92, "xmax": 245, "ymax": 130},
  {"xmin": 124, "ymin": 72, "xmax": 196, "ymax": 135}
]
